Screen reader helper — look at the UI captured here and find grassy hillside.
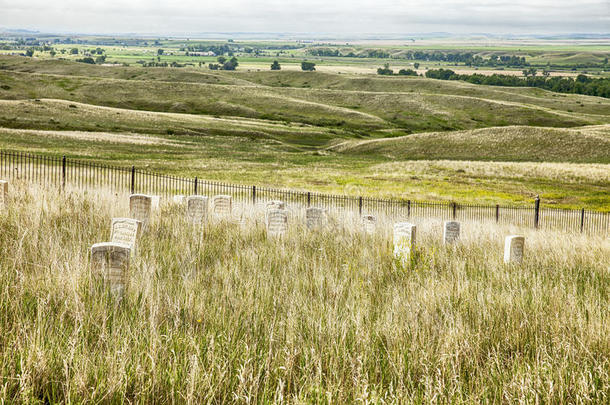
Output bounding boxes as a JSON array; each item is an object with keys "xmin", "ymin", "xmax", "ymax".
[
  {"xmin": 1, "ymin": 183, "xmax": 608, "ymax": 402},
  {"xmin": 332, "ymin": 125, "xmax": 610, "ymax": 163},
  {"xmin": 0, "ymin": 56, "xmax": 608, "ymax": 209}
]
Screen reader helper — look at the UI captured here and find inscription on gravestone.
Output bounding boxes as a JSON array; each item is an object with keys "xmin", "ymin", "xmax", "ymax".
[
  {"xmin": 394, "ymin": 222, "xmax": 416, "ymax": 264},
  {"xmin": 129, "ymin": 194, "xmax": 152, "ymax": 227},
  {"xmin": 443, "ymin": 221, "xmax": 460, "ymax": 244},
  {"xmin": 91, "ymin": 242, "xmax": 131, "ymax": 299},
  {"xmin": 212, "ymin": 195, "xmax": 232, "ymax": 216},
  {"xmin": 504, "ymin": 235, "xmax": 525, "ymax": 264},
  {"xmin": 306, "ymin": 207, "xmax": 327, "ymax": 229},
  {"xmin": 186, "ymin": 195, "xmax": 208, "ymax": 224},
  {"xmin": 110, "ymin": 218, "xmax": 141, "ymax": 251},
  {"xmin": 267, "ymin": 208, "xmax": 288, "ymax": 237}
]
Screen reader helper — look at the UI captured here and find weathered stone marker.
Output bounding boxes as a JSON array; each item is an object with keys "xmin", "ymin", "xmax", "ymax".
[
  {"xmin": 212, "ymin": 195, "xmax": 232, "ymax": 216},
  {"xmin": 110, "ymin": 218, "xmax": 141, "ymax": 252},
  {"xmin": 306, "ymin": 207, "xmax": 327, "ymax": 229},
  {"xmin": 186, "ymin": 195, "xmax": 209, "ymax": 224},
  {"xmin": 267, "ymin": 208, "xmax": 288, "ymax": 237},
  {"xmin": 266, "ymin": 200, "xmax": 286, "ymax": 211},
  {"xmin": 129, "ymin": 194, "xmax": 152, "ymax": 228},
  {"xmin": 150, "ymin": 195, "xmax": 161, "ymax": 210},
  {"xmin": 504, "ymin": 235, "xmax": 525, "ymax": 264},
  {"xmin": 443, "ymin": 221, "xmax": 460, "ymax": 244},
  {"xmin": 394, "ymin": 222, "xmax": 416, "ymax": 264},
  {"xmin": 91, "ymin": 242, "xmax": 131, "ymax": 299},
  {"xmin": 0, "ymin": 180, "xmax": 7, "ymax": 206},
  {"xmin": 173, "ymin": 195, "xmax": 186, "ymax": 204},
  {"xmin": 362, "ymin": 214, "xmax": 376, "ymax": 234}
]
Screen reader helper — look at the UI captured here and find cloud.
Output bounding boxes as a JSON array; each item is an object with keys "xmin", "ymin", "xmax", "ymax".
[{"xmin": 0, "ymin": 0, "xmax": 608, "ymax": 34}]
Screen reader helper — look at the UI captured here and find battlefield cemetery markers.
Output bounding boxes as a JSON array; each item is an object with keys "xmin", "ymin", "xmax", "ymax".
[
  {"xmin": 394, "ymin": 222, "xmax": 416, "ymax": 264},
  {"xmin": 129, "ymin": 194, "xmax": 152, "ymax": 228},
  {"xmin": 0, "ymin": 180, "xmax": 7, "ymax": 206},
  {"xmin": 267, "ymin": 208, "xmax": 288, "ymax": 237},
  {"xmin": 306, "ymin": 207, "xmax": 327, "ymax": 229},
  {"xmin": 504, "ymin": 235, "xmax": 525, "ymax": 264},
  {"xmin": 173, "ymin": 195, "xmax": 185, "ymax": 204},
  {"xmin": 362, "ymin": 214, "xmax": 376, "ymax": 234},
  {"xmin": 212, "ymin": 195, "xmax": 232, "ymax": 216},
  {"xmin": 91, "ymin": 242, "xmax": 131, "ymax": 299},
  {"xmin": 110, "ymin": 218, "xmax": 141, "ymax": 253},
  {"xmin": 443, "ymin": 221, "xmax": 460, "ymax": 244},
  {"xmin": 186, "ymin": 195, "xmax": 209, "ymax": 224}
]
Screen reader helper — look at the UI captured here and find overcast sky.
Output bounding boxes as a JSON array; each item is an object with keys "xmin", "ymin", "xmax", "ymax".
[{"xmin": 1, "ymin": 0, "xmax": 608, "ymax": 36}]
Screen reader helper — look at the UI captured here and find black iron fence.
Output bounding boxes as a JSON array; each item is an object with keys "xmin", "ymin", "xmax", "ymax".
[{"xmin": 1, "ymin": 150, "xmax": 608, "ymax": 235}]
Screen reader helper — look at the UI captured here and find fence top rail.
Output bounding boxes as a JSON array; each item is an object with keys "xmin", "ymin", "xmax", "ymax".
[{"xmin": 1, "ymin": 148, "xmax": 608, "ymax": 218}]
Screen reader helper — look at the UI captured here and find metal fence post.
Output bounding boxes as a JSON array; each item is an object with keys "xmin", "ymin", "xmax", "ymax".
[
  {"xmin": 252, "ymin": 185, "xmax": 256, "ymax": 205},
  {"xmin": 358, "ymin": 196, "xmax": 363, "ymax": 216},
  {"xmin": 307, "ymin": 192, "xmax": 311, "ymax": 207},
  {"xmin": 452, "ymin": 202, "xmax": 457, "ymax": 220},
  {"xmin": 130, "ymin": 166, "xmax": 135, "ymax": 194},
  {"xmin": 407, "ymin": 200, "xmax": 411, "ymax": 217},
  {"xmin": 580, "ymin": 208, "xmax": 585, "ymax": 233},
  {"xmin": 61, "ymin": 156, "xmax": 66, "ymax": 190},
  {"xmin": 194, "ymin": 177, "xmax": 198, "ymax": 195},
  {"xmin": 495, "ymin": 204, "xmax": 500, "ymax": 223},
  {"xmin": 534, "ymin": 195, "xmax": 540, "ymax": 229}
]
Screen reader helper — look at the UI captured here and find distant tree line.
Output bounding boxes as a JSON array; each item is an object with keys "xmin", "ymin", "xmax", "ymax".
[
  {"xmin": 376, "ymin": 64, "xmax": 419, "ymax": 76},
  {"xmin": 425, "ymin": 69, "xmax": 610, "ymax": 98},
  {"xmin": 306, "ymin": 47, "xmax": 530, "ymax": 67}
]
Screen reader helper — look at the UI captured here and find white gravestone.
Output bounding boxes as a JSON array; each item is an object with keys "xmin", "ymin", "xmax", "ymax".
[
  {"xmin": 394, "ymin": 222, "xmax": 416, "ymax": 264},
  {"xmin": 186, "ymin": 195, "xmax": 209, "ymax": 224},
  {"xmin": 129, "ymin": 194, "xmax": 152, "ymax": 228},
  {"xmin": 150, "ymin": 195, "xmax": 161, "ymax": 210},
  {"xmin": 267, "ymin": 208, "xmax": 288, "ymax": 237},
  {"xmin": 173, "ymin": 195, "xmax": 186, "ymax": 204},
  {"xmin": 443, "ymin": 221, "xmax": 460, "ymax": 244},
  {"xmin": 91, "ymin": 242, "xmax": 131, "ymax": 299},
  {"xmin": 504, "ymin": 235, "xmax": 525, "ymax": 264},
  {"xmin": 110, "ymin": 218, "xmax": 141, "ymax": 252},
  {"xmin": 362, "ymin": 215, "xmax": 376, "ymax": 234},
  {"xmin": 306, "ymin": 207, "xmax": 327, "ymax": 229},
  {"xmin": 266, "ymin": 200, "xmax": 286, "ymax": 211},
  {"xmin": 212, "ymin": 195, "xmax": 232, "ymax": 216},
  {"xmin": 0, "ymin": 180, "xmax": 7, "ymax": 206}
]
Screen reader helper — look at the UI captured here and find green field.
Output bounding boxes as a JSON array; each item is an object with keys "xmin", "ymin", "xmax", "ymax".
[{"xmin": 0, "ymin": 53, "xmax": 609, "ymax": 210}]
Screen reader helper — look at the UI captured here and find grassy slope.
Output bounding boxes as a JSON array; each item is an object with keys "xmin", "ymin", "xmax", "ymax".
[{"xmin": 332, "ymin": 125, "xmax": 610, "ymax": 163}]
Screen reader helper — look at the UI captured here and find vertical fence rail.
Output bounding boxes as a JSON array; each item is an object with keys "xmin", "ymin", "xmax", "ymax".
[{"xmin": 0, "ymin": 150, "xmax": 607, "ymax": 235}]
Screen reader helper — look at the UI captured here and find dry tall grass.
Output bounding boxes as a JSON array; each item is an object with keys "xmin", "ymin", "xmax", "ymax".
[{"xmin": 1, "ymin": 181, "xmax": 608, "ymax": 403}]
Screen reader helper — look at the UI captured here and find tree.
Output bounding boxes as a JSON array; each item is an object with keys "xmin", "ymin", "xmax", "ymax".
[
  {"xmin": 95, "ymin": 55, "xmax": 106, "ymax": 64},
  {"xmin": 301, "ymin": 61, "xmax": 316, "ymax": 71},
  {"xmin": 217, "ymin": 56, "xmax": 227, "ymax": 64},
  {"xmin": 76, "ymin": 57, "xmax": 95, "ymax": 64},
  {"xmin": 270, "ymin": 60, "xmax": 281, "ymax": 70},
  {"xmin": 49, "ymin": 50, "xmax": 56, "ymax": 57},
  {"xmin": 398, "ymin": 68, "xmax": 418, "ymax": 76},
  {"xmin": 221, "ymin": 57, "xmax": 238, "ymax": 70},
  {"xmin": 414, "ymin": 62, "xmax": 420, "ymax": 69},
  {"xmin": 377, "ymin": 63, "xmax": 393, "ymax": 75},
  {"xmin": 25, "ymin": 48, "xmax": 34, "ymax": 57},
  {"xmin": 208, "ymin": 63, "xmax": 220, "ymax": 70},
  {"xmin": 157, "ymin": 49, "xmax": 164, "ymax": 55},
  {"xmin": 70, "ymin": 48, "xmax": 79, "ymax": 54}
]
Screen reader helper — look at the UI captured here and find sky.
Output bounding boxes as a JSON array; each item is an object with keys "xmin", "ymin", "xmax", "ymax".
[{"xmin": 0, "ymin": 0, "xmax": 608, "ymax": 36}]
